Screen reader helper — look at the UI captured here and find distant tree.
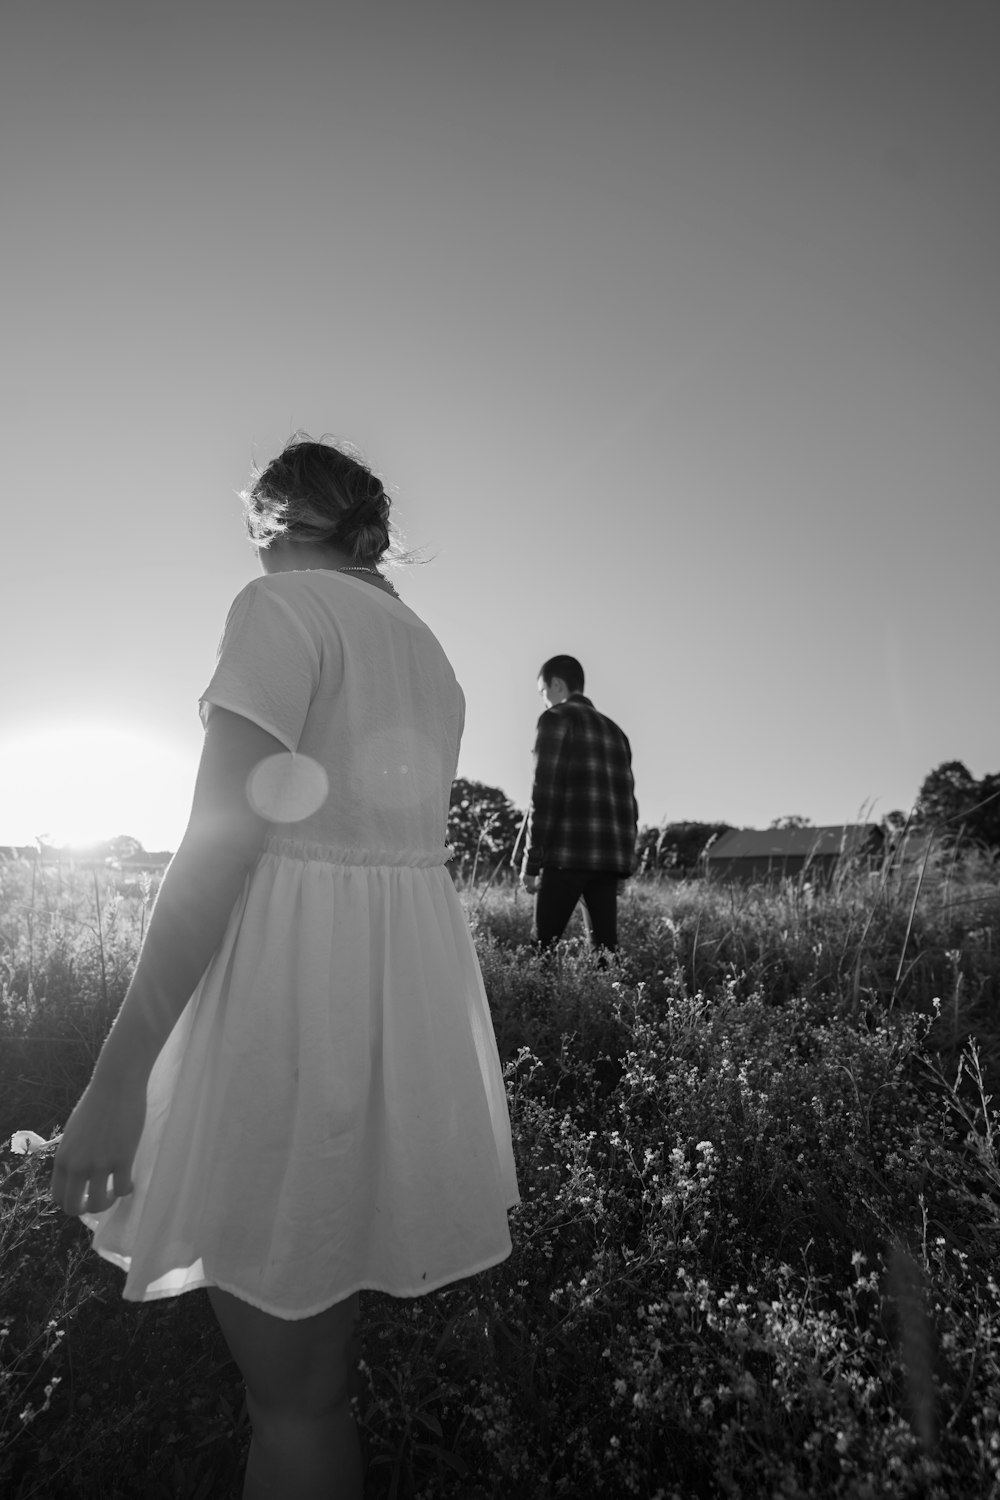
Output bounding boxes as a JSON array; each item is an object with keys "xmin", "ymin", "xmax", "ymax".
[
  {"xmin": 972, "ymin": 772, "xmax": 1000, "ymax": 850},
  {"xmin": 769, "ymin": 815, "xmax": 813, "ymax": 830},
  {"xmin": 914, "ymin": 761, "xmax": 1000, "ymax": 853},
  {"xmin": 915, "ymin": 761, "xmax": 979, "ymax": 833},
  {"xmin": 636, "ymin": 825, "xmax": 671, "ymax": 875},
  {"xmin": 447, "ymin": 779, "xmax": 524, "ymax": 875},
  {"xmin": 106, "ymin": 834, "xmax": 145, "ymax": 862},
  {"xmin": 637, "ymin": 821, "xmax": 735, "ymax": 877},
  {"xmin": 881, "ymin": 810, "xmax": 910, "ymax": 833}
]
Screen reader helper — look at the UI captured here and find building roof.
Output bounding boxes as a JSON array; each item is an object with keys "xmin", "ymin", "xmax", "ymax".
[{"xmin": 706, "ymin": 824, "xmax": 883, "ymax": 861}]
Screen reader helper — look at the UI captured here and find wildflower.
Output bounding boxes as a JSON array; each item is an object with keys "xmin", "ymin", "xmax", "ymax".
[{"xmin": 10, "ymin": 1130, "xmax": 60, "ymax": 1155}]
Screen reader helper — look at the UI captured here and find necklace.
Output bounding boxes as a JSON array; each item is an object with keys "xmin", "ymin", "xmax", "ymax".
[{"xmin": 334, "ymin": 565, "xmax": 399, "ymax": 597}]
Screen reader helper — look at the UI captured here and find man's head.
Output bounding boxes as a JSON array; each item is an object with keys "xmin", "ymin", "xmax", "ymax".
[{"xmin": 538, "ymin": 654, "xmax": 585, "ymax": 708}]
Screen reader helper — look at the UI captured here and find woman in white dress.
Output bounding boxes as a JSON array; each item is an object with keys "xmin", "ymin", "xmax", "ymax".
[{"xmin": 51, "ymin": 435, "xmax": 520, "ymax": 1499}]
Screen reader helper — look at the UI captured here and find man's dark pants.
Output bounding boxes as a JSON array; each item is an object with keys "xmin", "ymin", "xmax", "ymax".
[{"xmin": 535, "ymin": 867, "xmax": 620, "ymax": 952}]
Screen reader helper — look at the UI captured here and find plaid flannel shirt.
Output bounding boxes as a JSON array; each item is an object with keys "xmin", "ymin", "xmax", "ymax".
[{"xmin": 523, "ymin": 694, "xmax": 638, "ymax": 877}]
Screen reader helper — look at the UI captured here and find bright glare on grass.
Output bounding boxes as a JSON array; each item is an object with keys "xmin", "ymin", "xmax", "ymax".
[{"xmin": 0, "ymin": 724, "xmax": 194, "ymax": 849}]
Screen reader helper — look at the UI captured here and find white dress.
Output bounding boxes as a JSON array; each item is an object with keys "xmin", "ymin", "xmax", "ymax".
[{"xmin": 82, "ymin": 571, "xmax": 520, "ymax": 1318}]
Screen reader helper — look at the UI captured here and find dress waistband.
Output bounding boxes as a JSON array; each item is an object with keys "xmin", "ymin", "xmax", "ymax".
[{"xmin": 262, "ymin": 835, "xmax": 452, "ymax": 868}]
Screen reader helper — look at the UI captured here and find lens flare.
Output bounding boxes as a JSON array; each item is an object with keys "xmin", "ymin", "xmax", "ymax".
[
  {"xmin": 354, "ymin": 729, "xmax": 440, "ymax": 810},
  {"xmin": 246, "ymin": 753, "xmax": 329, "ymax": 823}
]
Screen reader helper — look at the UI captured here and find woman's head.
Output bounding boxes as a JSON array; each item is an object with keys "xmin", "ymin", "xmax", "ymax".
[{"xmin": 241, "ymin": 435, "xmax": 394, "ymax": 563}]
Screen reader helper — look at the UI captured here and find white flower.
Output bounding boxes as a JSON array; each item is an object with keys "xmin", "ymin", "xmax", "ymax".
[{"xmin": 9, "ymin": 1130, "xmax": 60, "ymax": 1155}]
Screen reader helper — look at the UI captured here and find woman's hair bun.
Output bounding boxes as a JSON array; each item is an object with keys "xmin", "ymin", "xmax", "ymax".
[
  {"xmin": 333, "ymin": 482, "xmax": 391, "ymax": 559},
  {"xmin": 240, "ymin": 434, "xmax": 398, "ymax": 563}
]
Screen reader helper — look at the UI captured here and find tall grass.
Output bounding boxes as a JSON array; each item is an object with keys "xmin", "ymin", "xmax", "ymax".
[{"xmin": 2, "ymin": 853, "xmax": 1000, "ymax": 1497}]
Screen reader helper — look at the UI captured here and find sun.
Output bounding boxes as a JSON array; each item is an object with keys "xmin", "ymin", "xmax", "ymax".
[{"xmin": 0, "ymin": 724, "xmax": 196, "ymax": 852}]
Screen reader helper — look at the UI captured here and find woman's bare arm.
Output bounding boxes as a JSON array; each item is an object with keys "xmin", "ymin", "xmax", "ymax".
[{"xmin": 51, "ymin": 708, "xmax": 288, "ymax": 1213}]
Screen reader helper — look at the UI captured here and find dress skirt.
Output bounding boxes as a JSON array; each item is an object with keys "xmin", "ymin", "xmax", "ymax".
[{"xmin": 81, "ymin": 838, "xmax": 520, "ymax": 1318}]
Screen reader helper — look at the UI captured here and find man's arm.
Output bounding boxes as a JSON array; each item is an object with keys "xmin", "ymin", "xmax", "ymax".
[{"xmin": 522, "ymin": 711, "xmax": 570, "ymax": 879}]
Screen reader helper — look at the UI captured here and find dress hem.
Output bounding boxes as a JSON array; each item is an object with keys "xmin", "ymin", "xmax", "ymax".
[{"xmin": 90, "ymin": 1239, "xmax": 517, "ymax": 1320}]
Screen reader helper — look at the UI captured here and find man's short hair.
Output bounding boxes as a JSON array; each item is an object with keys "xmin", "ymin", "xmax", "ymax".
[{"xmin": 539, "ymin": 655, "xmax": 585, "ymax": 694}]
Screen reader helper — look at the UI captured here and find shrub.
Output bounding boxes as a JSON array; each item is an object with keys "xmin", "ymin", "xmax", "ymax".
[{"xmin": 2, "ymin": 860, "xmax": 1000, "ymax": 1496}]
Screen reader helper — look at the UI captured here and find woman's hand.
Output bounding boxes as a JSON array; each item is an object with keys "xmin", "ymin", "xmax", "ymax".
[{"xmin": 50, "ymin": 1080, "xmax": 147, "ymax": 1216}]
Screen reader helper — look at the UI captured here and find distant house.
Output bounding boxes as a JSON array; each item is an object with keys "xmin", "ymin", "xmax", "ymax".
[
  {"xmin": 703, "ymin": 824, "xmax": 884, "ymax": 883},
  {"xmin": 0, "ymin": 844, "xmax": 172, "ymax": 870},
  {"xmin": 884, "ymin": 827, "xmax": 940, "ymax": 874},
  {"xmin": 111, "ymin": 851, "xmax": 174, "ymax": 871}
]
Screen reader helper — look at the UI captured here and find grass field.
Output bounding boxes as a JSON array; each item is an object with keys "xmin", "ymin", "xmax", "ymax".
[{"xmin": 3, "ymin": 852, "xmax": 1000, "ymax": 1498}]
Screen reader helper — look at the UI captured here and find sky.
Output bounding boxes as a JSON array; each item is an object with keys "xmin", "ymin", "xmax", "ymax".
[{"xmin": 1, "ymin": 0, "xmax": 998, "ymax": 850}]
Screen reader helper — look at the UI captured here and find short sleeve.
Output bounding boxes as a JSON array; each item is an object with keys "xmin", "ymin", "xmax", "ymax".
[{"xmin": 199, "ymin": 580, "xmax": 321, "ymax": 752}]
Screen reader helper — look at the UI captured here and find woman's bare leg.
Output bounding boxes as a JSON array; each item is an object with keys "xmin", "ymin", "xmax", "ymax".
[{"xmin": 207, "ymin": 1286, "xmax": 363, "ymax": 1500}]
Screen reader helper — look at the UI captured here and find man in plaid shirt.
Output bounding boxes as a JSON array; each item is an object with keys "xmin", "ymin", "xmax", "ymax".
[{"xmin": 520, "ymin": 655, "xmax": 638, "ymax": 953}]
